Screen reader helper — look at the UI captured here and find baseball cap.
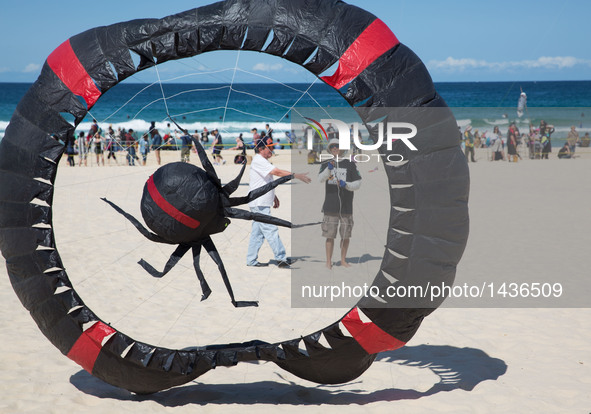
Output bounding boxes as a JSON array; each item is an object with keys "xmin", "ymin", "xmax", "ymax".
[
  {"xmin": 255, "ymin": 136, "xmax": 274, "ymax": 150},
  {"xmin": 327, "ymin": 138, "xmax": 339, "ymax": 149}
]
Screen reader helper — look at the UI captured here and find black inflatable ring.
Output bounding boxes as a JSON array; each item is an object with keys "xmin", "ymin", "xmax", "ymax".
[{"xmin": 0, "ymin": 0, "xmax": 469, "ymax": 394}]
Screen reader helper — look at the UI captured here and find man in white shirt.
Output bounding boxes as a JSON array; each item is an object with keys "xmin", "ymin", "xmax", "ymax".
[{"xmin": 247, "ymin": 136, "xmax": 311, "ymax": 268}]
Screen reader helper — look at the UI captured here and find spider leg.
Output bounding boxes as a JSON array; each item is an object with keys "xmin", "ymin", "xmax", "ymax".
[
  {"xmin": 138, "ymin": 243, "xmax": 191, "ymax": 277},
  {"xmin": 225, "ymin": 207, "xmax": 292, "ymax": 228},
  {"xmin": 101, "ymin": 197, "xmax": 175, "ymax": 244},
  {"xmin": 226, "ymin": 174, "xmax": 293, "ymax": 207},
  {"xmin": 202, "ymin": 236, "xmax": 258, "ymax": 308},
  {"xmin": 221, "ymin": 157, "xmax": 247, "ymax": 196},
  {"xmin": 189, "ymin": 136, "xmax": 221, "ymax": 187},
  {"xmin": 190, "ymin": 243, "xmax": 212, "ymax": 301},
  {"xmin": 225, "ymin": 207, "xmax": 321, "ymax": 229},
  {"xmin": 167, "ymin": 116, "xmax": 221, "ymax": 186}
]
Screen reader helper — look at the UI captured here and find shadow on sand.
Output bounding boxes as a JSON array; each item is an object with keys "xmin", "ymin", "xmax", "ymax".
[{"xmin": 71, "ymin": 344, "xmax": 507, "ymax": 406}]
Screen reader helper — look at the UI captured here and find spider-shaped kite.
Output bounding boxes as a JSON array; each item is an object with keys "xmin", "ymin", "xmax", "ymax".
[{"xmin": 102, "ymin": 135, "xmax": 293, "ymax": 308}]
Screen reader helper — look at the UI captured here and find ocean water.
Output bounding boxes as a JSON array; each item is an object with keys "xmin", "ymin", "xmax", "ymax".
[{"xmin": 1, "ymin": 80, "xmax": 590, "ymax": 145}]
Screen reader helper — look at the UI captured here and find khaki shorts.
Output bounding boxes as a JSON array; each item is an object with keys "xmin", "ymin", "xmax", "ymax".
[
  {"xmin": 181, "ymin": 147, "xmax": 191, "ymax": 160},
  {"xmin": 321, "ymin": 214, "xmax": 353, "ymax": 239}
]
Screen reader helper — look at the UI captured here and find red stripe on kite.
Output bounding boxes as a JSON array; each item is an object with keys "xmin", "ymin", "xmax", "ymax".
[
  {"xmin": 322, "ymin": 19, "xmax": 399, "ymax": 89},
  {"xmin": 147, "ymin": 175, "xmax": 201, "ymax": 229},
  {"xmin": 47, "ymin": 39, "xmax": 102, "ymax": 109},
  {"xmin": 67, "ymin": 321, "xmax": 116, "ymax": 373},
  {"xmin": 342, "ymin": 307, "xmax": 406, "ymax": 354}
]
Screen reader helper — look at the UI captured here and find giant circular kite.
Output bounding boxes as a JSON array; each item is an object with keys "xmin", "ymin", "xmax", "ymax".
[{"xmin": 0, "ymin": 0, "xmax": 469, "ymax": 394}]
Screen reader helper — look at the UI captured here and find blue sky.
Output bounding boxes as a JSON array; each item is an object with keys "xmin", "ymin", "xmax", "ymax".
[{"xmin": 1, "ymin": 0, "xmax": 590, "ymax": 83}]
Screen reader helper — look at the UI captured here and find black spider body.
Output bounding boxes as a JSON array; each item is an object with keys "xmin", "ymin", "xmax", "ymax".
[{"xmin": 141, "ymin": 162, "xmax": 229, "ymax": 243}]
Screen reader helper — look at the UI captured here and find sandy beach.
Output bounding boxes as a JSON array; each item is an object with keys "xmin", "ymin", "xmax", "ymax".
[{"xmin": 1, "ymin": 146, "xmax": 590, "ymax": 414}]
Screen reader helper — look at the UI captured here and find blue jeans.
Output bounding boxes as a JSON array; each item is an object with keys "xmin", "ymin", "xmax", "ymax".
[
  {"xmin": 246, "ymin": 206, "xmax": 286, "ymax": 265},
  {"xmin": 127, "ymin": 146, "xmax": 136, "ymax": 165}
]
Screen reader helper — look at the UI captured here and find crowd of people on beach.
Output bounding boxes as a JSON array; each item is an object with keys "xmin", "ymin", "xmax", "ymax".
[
  {"xmin": 65, "ymin": 117, "xmax": 590, "ymax": 169},
  {"xmin": 461, "ymin": 120, "xmax": 589, "ymax": 163},
  {"xmin": 67, "ymin": 120, "xmax": 166, "ymax": 167},
  {"xmin": 65, "ymin": 120, "xmax": 297, "ymax": 168}
]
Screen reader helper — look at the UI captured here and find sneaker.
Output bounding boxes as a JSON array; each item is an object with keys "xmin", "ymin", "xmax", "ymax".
[
  {"xmin": 247, "ymin": 262, "xmax": 268, "ymax": 267},
  {"xmin": 277, "ymin": 260, "xmax": 290, "ymax": 269}
]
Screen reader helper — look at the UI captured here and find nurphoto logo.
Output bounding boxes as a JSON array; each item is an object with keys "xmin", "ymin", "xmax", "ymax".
[{"xmin": 304, "ymin": 118, "xmax": 418, "ymax": 163}]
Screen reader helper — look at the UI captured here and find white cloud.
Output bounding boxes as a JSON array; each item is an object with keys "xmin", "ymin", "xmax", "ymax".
[
  {"xmin": 525, "ymin": 56, "xmax": 581, "ymax": 69},
  {"xmin": 252, "ymin": 63, "xmax": 284, "ymax": 72},
  {"xmin": 428, "ymin": 56, "xmax": 591, "ymax": 71},
  {"xmin": 23, "ymin": 63, "xmax": 41, "ymax": 73},
  {"xmin": 0, "ymin": 67, "xmax": 9, "ymax": 74}
]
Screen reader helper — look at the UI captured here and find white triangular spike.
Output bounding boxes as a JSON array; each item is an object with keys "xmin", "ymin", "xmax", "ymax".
[
  {"xmin": 357, "ymin": 308, "xmax": 373, "ymax": 324},
  {"xmin": 381, "ymin": 270, "xmax": 398, "ymax": 283},
  {"xmin": 391, "ymin": 227, "xmax": 412, "ymax": 235},
  {"xmin": 43, "ymin": 267, "xmax": 63, "ymax": 274},
  {"xmin": 54, "ymin": 286, "xmax": 71, "ymax": 295},
  {"xmin": 34, "ymin": 177, "xmax": 52, "ymax": 186},
  {"xmin": 101, "ymin": 332, "xmax": 116, "ymax": 346},
  {"xmin": 388, "ymin": 248, "xmax": 408, "ymax": 259},
  {"xmin": 67, "ymin": 305, "xmax": 84, "ymax": 315},
  {"xmin": 390, "ymin": 184, "xmax": 413, "ymax": 189},
  {"xmin": 373, "ymin": 294, "xmax": 387, "ymax": 304},
  {"xmin": 82, "ymin": 321, "xmax": 98, "ymax": 331},
  {"xmin": 393, "ymin": 206, "xmax": 414, "ymax": 212},
  {"xmin": 30, "ymin": 198, "xmax": 50, "ymax": 207},
  {"xmin": 298, "ymin": 344, "xmax": 309, "ymax": 356},
  {"xmin": 32, "ymin": 223, "xmax": 51, "ymax": 229},
  {"xmin": 317, "ymin": 333, "xmax": 332, "ymax": 349},
  {"xmin": 121, "ymin": 342, "xmax": 135, "ymax": 358},
  {"xmin": 36, "ymin": 246, "xmax": 55, "ymax": 251},
  {"xmin": 339, "ymin": 321, "xmax": 353, "ymax": 337}
]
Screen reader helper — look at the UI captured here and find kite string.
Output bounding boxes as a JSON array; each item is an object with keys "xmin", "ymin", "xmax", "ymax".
[
  {"xmin": 91, "ymin": 56, "xmax": 335, "ymax": 141},
  {"xmin": 277, "ymin": 78, "xmax": 318, "ymax": 124},
  {"xmin": 156, "ymin": 293, "xmax": 199, "ymax": 346},
  {"xmin": 222, "ymin": 49, "xmax": 242, "ymax": 124},
  {"xmin": 154, "ymin": 64, "xmax": 171, "ymax": 117}
]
